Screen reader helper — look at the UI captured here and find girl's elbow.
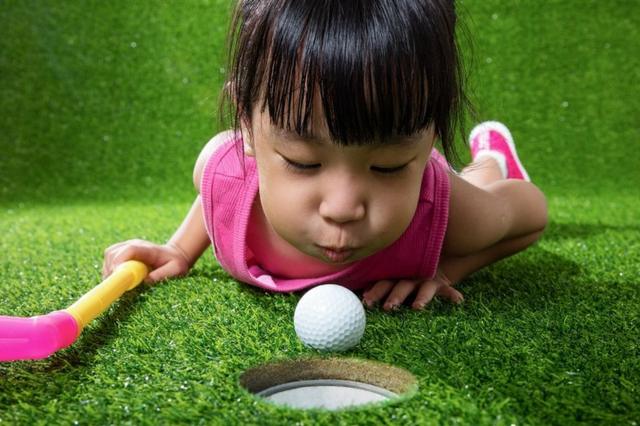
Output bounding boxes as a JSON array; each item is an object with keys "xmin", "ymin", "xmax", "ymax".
[{"xmin": 532, "ymin": 186, "xmax": 549, "ymax": 236}]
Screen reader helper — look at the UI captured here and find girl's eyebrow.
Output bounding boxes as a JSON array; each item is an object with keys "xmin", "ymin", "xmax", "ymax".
[
  {"xmin": 373, "ymin": 133, "xmax": 423, "ymax": 150},
  {"xmin": 370, "ymin": 139, "xmax": 422, "ymax": 153},
  {"xmin": 274, "ymin": 127, "xmax": 326, "ymax": 145}
]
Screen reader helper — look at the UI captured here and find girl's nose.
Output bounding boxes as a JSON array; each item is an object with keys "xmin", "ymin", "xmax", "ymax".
[{"xmin": 318, "ymin": 187, "xmax": 366, "ymax": 224}]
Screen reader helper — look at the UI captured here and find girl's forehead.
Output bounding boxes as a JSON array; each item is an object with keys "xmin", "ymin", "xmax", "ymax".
[{"xmin": 257, "ymin": 105, "xmax": 432, "ymax": 151}]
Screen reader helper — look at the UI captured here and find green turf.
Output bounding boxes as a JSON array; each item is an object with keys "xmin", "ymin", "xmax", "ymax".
[{"xmin": 1, "ymin": 1, "xmax": 639, "ymax": 424}]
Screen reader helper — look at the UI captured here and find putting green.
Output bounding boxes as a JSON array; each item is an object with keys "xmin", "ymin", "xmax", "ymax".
[{"xmin": 1, "ymin": 0, "xmax": 639, "ymax": 424}]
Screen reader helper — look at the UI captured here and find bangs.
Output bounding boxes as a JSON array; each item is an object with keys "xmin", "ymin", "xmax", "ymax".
[{"xmin": 228, "ymin": 0, "xmax": 464, "ymax": 158}]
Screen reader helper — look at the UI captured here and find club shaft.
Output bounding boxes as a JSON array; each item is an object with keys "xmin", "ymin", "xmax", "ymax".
[{"xmin": 65, "ymin": 261, "xmax": 148, "ymax": 331}]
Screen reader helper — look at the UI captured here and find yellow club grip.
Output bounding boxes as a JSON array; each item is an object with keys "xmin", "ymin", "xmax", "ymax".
[{"xmin": 65, "ymin": 261, "xmax": 149, "ymax": 333}]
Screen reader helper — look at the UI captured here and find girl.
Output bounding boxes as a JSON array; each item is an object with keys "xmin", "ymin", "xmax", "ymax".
[{"xmin": 103, "ymin": 0, "xmax": 547, "ymax": 311}]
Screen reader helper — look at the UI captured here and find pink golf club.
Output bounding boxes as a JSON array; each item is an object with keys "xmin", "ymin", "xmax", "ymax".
[{"xmin": 0, "ymin": 261, "xmax": 148, "ymax": 362}]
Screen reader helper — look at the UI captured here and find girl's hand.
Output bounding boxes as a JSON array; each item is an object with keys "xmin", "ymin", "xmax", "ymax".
[
  {"xmin": 102, "ymin": 239, "xmax": 191, "ymax": 284},
  {"xmin": 362, "ymin": 269, "xmax": 463, "ymax": 311}
]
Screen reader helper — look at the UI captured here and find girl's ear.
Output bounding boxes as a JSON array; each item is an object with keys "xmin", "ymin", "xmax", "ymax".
[
  {"xmin": 240, "ymin": 118, "xmax": 256, "ymax": 157},
  {"xmin": 244, "ymin": 138, "xmax": 255, "ymax": 156}
]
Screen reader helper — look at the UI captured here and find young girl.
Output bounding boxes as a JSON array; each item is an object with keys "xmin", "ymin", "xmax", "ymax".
[{"xmin": 103, "ymin": 0, "xmax": 547, "ymax": 311}]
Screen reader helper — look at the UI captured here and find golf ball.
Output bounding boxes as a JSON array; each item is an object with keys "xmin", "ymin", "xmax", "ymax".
[{"xmin": 294, "ymin": 284, "xmax": 366, "ymax": 352}]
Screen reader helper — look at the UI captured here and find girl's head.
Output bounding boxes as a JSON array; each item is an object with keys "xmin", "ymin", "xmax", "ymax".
[
  {"xmin": 221, "ymin": 0, "xmax": 467, "ymax": 266},
  {"xmin": 225, "ymin": 0, "xmax": 466, "ymax": 161}
]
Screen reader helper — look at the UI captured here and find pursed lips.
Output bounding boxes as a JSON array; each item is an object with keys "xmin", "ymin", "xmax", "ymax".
[{"xmin": 316, "ymin": 244, "xmax": 358, "ymax": 263}]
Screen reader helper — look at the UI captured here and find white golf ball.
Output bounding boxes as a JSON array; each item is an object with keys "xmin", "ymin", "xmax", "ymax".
[{"xmin": 294, "ymin": 284, "xmax": 366, "ymax": 352}]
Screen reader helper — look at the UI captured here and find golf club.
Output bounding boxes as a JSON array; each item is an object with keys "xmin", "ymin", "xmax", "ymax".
[{"xmin": 0, "ymin": 260, "xmax": 148, "ymax": 362}]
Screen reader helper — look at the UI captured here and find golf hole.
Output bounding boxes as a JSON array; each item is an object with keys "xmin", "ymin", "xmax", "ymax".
[{"xmin": 240, "ymin": 358, "xmax": 417, "ymax": 411}]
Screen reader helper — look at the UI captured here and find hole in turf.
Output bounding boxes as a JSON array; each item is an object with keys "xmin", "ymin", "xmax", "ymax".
[{"xmin": 240, "ymin": 358, "xmax": 417, "ymax": 411}]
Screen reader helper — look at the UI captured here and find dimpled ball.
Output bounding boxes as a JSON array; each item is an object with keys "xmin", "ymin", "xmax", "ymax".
[{"xmin": 294, "ymin": 284, "xmax": 366, "ymax": 352}]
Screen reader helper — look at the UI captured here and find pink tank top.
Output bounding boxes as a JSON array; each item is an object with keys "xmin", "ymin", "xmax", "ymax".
[{"xmin": 200, "ymin": 133, "xmax": 450, "ymax": 293}]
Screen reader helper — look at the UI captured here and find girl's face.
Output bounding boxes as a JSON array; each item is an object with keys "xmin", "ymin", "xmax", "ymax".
[{"xmin": 242, "ymin": 101, "xmax": 435, "ymax": 266}]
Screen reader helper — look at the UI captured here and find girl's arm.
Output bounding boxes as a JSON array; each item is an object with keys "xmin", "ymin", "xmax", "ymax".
[
  {"xmin": 165, "ymin": 195, "xmax": 211, "ymax": 268},
  {"xmin": 102, "ymin": 131, "xmax": 233, "ymax": 283},
  {"xmin": 172, "ymin": 129, "xmax": 237, "ymax": 265},
  {"xmin": 363, "ymin": 171, "xmax": 547, "ymax": 311},
  {"xmin": 102, "ymin": 195, "xmax": 209, "ymax": 284}
]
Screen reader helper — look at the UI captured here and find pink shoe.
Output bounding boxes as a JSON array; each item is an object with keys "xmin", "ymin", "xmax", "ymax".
[{"xmin": 468, "ymin": 121, "xmax": 531, "ymax": 182}]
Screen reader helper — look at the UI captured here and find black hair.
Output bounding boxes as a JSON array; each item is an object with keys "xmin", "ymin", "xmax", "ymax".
[{"xmin": 223, "ymin": 0, "xmax": 468, "ymax": 163}]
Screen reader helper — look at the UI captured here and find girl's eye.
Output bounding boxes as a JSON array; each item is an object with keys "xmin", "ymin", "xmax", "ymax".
[
  {"xmin": 371, "ymin": 164, "xmax": 407, "ymax": 174},
  {"xmin": 283, "ymin": 157, "xmax": 321, "ymax": 172}
]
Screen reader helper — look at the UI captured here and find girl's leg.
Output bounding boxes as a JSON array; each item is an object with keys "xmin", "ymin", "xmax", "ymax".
[
  {"xmin": 443, "ymin": 121, "xmax": 547, "ymax": 259},
  {"xmin": 440, "ymin": 159, "xmax": 547, "ymax": 288},
  {"xmin": 459, "ymin": 156, "xmax": 504, "ymax": 188},
  {"xmin": 461, "ymin": 153, "xmax": 546, "ymax": 240},
  {"xmin": 443, "ymin": 172, "xmax": 547, "ymax": 257}
]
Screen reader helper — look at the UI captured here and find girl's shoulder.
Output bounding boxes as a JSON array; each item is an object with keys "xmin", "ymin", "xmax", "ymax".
[{"xmin": 193, "ymin": 130, "xmax": 239, "ymax": 191}]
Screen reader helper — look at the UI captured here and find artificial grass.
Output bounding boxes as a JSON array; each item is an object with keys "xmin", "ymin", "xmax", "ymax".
[
  {"xmin": 0, "ymin": 197, "xmax": 638, "ymax": 424},
  {"xmin": 1, "ymin": 0, "xmax": 639, "ymax": 425}
]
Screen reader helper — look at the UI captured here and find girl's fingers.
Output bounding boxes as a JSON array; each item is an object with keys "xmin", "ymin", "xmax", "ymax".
[
  {"xmin": 103, "ymin": 241, "xmax": 157, "ymax": 278},
  {"xmin": 437, "ymin": 285, "xmax": 464, "ymax": 304},
  {"xmin": 362, "ymin": 280, "xmax": 394, "ymax": 308},
  {"xmin": 102, "ymin": 240, "xmax": 189, "ymax": 284},
  {"xmin": 103, "ymin": 240, "xmax": 125, "ymax": 258},
  {"xmin": 412, "ymin": 277, "xmax": 464, "ymax": 309},
  {"xmin": 103, "ymin": 242, "xmax": 127, "ymax": 278},
  {"xmin": 411, "ymin": 279, "xmax": 441, "ymax": 310},
  {"xmin": 111, "ymin": 244, "xmax": 158, "ymax": 269},
  {"xmin": 383, "ymin": 280, "xmax": 418, "ymax": 311},
  {"xmin": 144, "ymin": 262, "xmax": 179, "ymax": 284},
  {"xmin": 104, "ymin": 245, "xmax": 129, "ymax": 278},
  {"xmin": 145, "ymin": 260, "xmax": 186, "ymax": 284}
]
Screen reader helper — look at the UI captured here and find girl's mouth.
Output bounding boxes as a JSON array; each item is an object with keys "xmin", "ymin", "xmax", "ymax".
[{"xmin": 318, "ymin": 246, "xmax": 356, "ymax": 263}]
